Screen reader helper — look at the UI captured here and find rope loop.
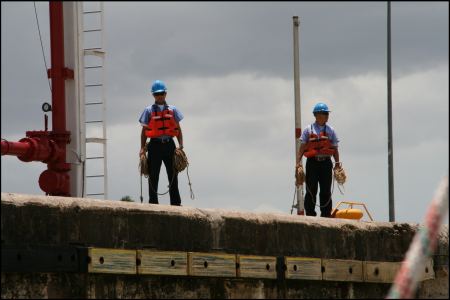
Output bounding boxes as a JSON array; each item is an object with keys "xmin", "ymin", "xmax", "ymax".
[
  {"xmin": 334, "ymin": 165, "xmax": 347, "ymax": 185},
  {"xmin": 139, "ymin": 145, "xmax": 195, "ymax": 200},
  {"xmin": 302, "ymin": 162, "xmax": 347, "ymax": 208}
]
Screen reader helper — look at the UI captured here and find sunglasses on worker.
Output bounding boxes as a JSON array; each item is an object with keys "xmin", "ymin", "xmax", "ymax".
[{"xmin": 153, "ymin": 92, "xmax": 166, "ymax": 96}]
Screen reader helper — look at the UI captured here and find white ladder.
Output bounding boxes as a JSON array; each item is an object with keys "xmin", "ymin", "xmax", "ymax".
[{"xmin": 82, "ymin": 2, "xmax": 108, "ymax": 199}]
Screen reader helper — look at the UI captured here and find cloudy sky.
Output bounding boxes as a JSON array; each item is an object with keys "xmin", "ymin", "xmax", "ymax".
[{"xmin": 1, "ymin": 2, "xmax": 448, "ymax": 224}]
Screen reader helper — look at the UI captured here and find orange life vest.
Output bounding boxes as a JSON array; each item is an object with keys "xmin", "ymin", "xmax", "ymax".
[
  {"xmin": 145, "ymin": 105, "xmax": 179, "ymax": 138},
  {"xmin": 303, "ymin": 124, "xmax": 336, "ymax": 158}
]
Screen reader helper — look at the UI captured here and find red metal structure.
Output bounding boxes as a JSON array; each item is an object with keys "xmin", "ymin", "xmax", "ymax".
[{"xmin": 1, "ymin": 2, "xmax": 73, "ymax": 196}]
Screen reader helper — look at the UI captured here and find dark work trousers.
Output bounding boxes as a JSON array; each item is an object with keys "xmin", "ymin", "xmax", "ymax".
[
  {"xmin": 304, "ymin": 157, "xmax": 333, "ymax": 217},
  {"xmin": 147, "ymin": 139, "xmax": 181, "ymax": 206}
]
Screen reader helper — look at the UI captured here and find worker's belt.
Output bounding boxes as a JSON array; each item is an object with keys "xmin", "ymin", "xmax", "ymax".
[
  {"xmin": 150, "ymin": 138, "xmax": 173, "ymax": 144},
  {"xmin": 312, "ymin": 156, "xmax": 331, "ymax": 161}
]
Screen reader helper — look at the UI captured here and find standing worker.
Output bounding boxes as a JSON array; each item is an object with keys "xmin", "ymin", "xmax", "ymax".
[
  {"xmin": 139, "ymin": 80, "xmax": 184, "ymax": 206},
  {"xmin": 296, "ymin": 102, "xmax": 342, "ymax": 217}
]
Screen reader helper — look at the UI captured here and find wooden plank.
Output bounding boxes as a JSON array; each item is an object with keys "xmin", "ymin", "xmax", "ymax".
[
  {"xmin": 88, "ymin": 248, "xmax": 136, "ymax": 274},
  {"xmin": 420, "ymin": 258, "xmax": 435, "ymax": 281},
  {"xmin": 188, "ymin": 252, "xmax": 236, "ymax": 277},
  {"xmin": 137, "ymin": 250, "xmax": 188, "ymax": 276},
  {"xmin": 363, "ymin": 261, "xmax": 401, "ymax": 283},
  {"xmin": 237, "ymin": 255, "xmax": 277, "ymax": 279},
  {"xmin": 322, "ymin": 259, "xmax": 363, "ymax": 282},
  {"xmin": 1, "ymin": 246, "xmax": 80, "ymax": 273},
  {"xmin": 364, "ymin": 259, "xmax": 434, "ymax": 283},
  {"xmin": 285, "ymin": 257, "xmax": 322, "ymax": 280},
  {"xmin": 137, "ymin": 250, "xmax": 187, "ymax": 276}
]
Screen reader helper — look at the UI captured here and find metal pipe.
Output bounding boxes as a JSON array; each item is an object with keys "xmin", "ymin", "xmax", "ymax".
[
  {"xmin": 49, "ymin": 2, "xmax": 67, "ymax": 134},
  {"xmin": 387, "ymin": 1, "xmax": 395, "ymax": 222},
  {"xmin": 42, "ymin": 1, "xmax": 72, "ymax": 196},
  {"xmin": 1, "ymin": 137, "xmax": 60, "ymax": 163},
  {"xmin": 293, "ymin": 16, "xmax": 304, "ymax": 215},
  {"xmin": 1, "ymin": 1, "xmax": 72, "ymax": 196},
  {"xmin": 1, "ymin": 140, "xmax": 30, "ymax": 157}
]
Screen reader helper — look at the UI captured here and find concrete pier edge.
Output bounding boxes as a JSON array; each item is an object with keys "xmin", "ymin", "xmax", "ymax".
[{"xmin": 1, "ymin": 192, "xmax": 448, "ymax": 299}]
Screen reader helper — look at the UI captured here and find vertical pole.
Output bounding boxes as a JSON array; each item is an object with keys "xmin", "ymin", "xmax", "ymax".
[
  {"xmin": 49, "ymin": 2, "xmax": 67, "ymax": 134},
  {"xmin": 78, "ymin": 2, "xmax": 86, "ymax": 197},
  {"xmin": 63, "ymin": 2, "xmax": 85, "ymax": 197},
  {"xmin": 387, "ymin": 1, "xmax": 395, "ymax": 222},
  {"xmin": 44, "ymin": 1, "xmax": 72, "ymax": 196},
  {"xmin": 100, "ymin": 1, "xmax": 108, "ymax": 199},
  {"xmin": 293, "ymin": 16, "xmax": 304, "ymax": 215}
]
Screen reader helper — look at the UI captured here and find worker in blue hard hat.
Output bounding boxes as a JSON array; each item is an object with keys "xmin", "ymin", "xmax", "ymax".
[
  {"xmin": 296, "ymin": 102, "xmax": 342, "ymax": 217},
  {"xmin": 139, "ymin": 80, "xmax": 184, "ymax": 206}
]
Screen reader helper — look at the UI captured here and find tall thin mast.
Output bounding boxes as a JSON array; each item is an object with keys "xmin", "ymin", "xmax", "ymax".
[
  {"xmin": 293, "ymin": 16, "xmax": 304, "ymax": 215},
  {"xmin": 387, "ymin": 1, "xmax": 395, "ymax": 222}
]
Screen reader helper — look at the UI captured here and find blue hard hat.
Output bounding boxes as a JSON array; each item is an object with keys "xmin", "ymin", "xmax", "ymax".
[
  {"xmin": 313, "ymin": 102, "xmax": 331, "ymax": 113},
  {"xmin": 151, "ymin": 80, "xmax": 167, "ymax": 94}
]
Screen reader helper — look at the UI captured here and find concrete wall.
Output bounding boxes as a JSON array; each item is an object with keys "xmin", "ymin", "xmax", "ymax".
[{"xmin": 1, "ymin": 192, "xmax": 448, "ymax": 299}]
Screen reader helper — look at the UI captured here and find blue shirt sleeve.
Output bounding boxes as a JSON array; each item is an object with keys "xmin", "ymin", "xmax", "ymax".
[
  {"xmin": 300, "ymin": 127, "xmax": 310, "ymax": 144},
  {"xmin": 331, "ymin": 130, "xmax": 339, "ymax": 147},
  {"xmin": 328, "ymin": 126, "xmax": 339, "ymax": 146},
  {"xmin": 172, "ymin": 106, "xmax": 184, "ymax": 123},
  {"xmin": 139, "ymin": 107, "xmax": 150, "ymax": 126}
]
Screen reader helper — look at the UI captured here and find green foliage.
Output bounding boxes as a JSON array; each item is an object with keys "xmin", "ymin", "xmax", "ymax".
[{"xmin": 120, "ymin": 195, "xmax": 134, "ymax": 202}]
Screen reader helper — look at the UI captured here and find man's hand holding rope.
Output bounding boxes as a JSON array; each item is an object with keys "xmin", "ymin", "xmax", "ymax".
[
  {"xmin": 333, "ymin": 162, "xmax": 346, "ymax": 185},
  {"xmin": 295, "ymin": 163, "xmax": 305, "ymax": 186}
]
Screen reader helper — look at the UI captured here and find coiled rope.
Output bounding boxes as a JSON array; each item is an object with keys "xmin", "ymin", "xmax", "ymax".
[
  {"xmin": 308, "ymin": 163, "xmax": 346, "ymax": 209},
  {"xmin": 387, "ymin": 176, "xmax": 448, "ymax": 299},
  {"xmin": 334, "ymin": 165, "xmax": 346, "ymax": 192},
  {"xmin": 139, "ymin": 145, "xmax": 195, "ymax": 201},
  {"xmin": 292, "ymin": 162, "xmax": 347, "ymax": 212},
  {"xmin": 173, "ymin": 148, "xmax": 195, "ymax": 200},
  {"xmin": 139, "ymin": 151, "xmax": 149, "ymax": 203}
]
